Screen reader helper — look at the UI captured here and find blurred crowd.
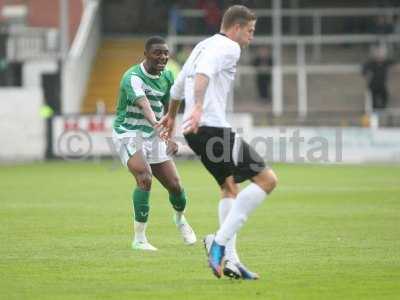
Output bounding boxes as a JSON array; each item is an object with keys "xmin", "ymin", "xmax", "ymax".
[
  {"xmin": 345, "ymin": 14, "xmax": 400, "ymax": 35},
  {"xmin": 167, "ymin": 43, "xmax": 274, "ymax": 104},
  {"xmin": 169, "ymin": 0, "xmax": 263, "ymax": 35}
]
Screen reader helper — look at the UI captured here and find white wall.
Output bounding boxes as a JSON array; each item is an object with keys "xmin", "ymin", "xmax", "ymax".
[
  {"xmin": 23, "ymin": 60, "xmax": 58, "ymax": 87},
  {"xmin": 0, "ymin": 88, "xmax": 45, "ymax": 162},
  {"xmin": 50, "ymin": 114, "xmax": 400, "ymax": 163},
  {"xmin": 250, "ymin": 127, "xmax": 400, "ymax": 164}
]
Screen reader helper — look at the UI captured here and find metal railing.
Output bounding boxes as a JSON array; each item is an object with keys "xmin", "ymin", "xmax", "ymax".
[
  {"xmin": 169, "ymin": 33, "xmax": 400, "ymax": 117},
  {"xmin": 167, "ymin": 6, "xmax": 400, "ymax": 122},
  {"xmin": 171, "ymin": 7, "xmax": 400, "ymax": 35},
  {"xmin": 6, "ymin": 26, "xmax": 59, "ymax": 61}
]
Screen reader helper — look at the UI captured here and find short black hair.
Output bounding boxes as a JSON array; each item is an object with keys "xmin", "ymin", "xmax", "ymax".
[{"xmin": 145, "ymin": 36, "xmax": 166, "ymax": 52}]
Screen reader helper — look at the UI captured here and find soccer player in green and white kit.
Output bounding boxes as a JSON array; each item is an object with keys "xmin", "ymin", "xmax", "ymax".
[{"xmin": 112, "ymin": 36, "xmax": 196, "ymax": 251}]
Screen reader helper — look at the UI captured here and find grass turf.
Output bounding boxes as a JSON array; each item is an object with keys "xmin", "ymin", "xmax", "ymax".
[{"xmin": 0, "ymin": 160, "xmax": 399, "ymax": 299}]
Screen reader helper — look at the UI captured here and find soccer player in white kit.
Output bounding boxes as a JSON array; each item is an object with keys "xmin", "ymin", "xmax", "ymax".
[{"xmin": 160, "ymin": 5, "xmax": 278, "ymax": 279}]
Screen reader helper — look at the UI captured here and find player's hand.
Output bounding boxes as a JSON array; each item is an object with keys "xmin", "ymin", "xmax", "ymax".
[
  {"xmin": 158, "ymin": 114, "xmax": 176, "ymax": 140},
  {"xmin": 166, "ymin": 139, "xmax": 179, "ymax": 156},
  {"xmin": 182, "ymin": 105, "xmax": 202, "ymax": 134},
  {"xmin": 153, "ymin": 121, "xmax": 165, "ymax": 138}
]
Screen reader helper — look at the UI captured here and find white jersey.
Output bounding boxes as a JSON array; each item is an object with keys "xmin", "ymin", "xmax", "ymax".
[{"xmin": 170, "ymin": 33, "xmax": 241, "ymax": 128}]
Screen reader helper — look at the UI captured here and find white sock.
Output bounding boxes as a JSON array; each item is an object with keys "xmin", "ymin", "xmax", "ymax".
[
  {"xmin": 175, "ymin": 211, "xmax": 186, "ymax": 225},
  {"xmin": 175, "ymin": 211, "xmax": 185, "ymax": 224},
  {"xmin": 134, "ymin": 221, "xmax": 147, "ymax": 242},
  {"xmin": 218, "ymin": 198, "xmax": 233, "ymax": 224},
  {"xmin": 215, "ymin": 183, "xmax": 267, "ymax": 246},
  {"xmin": 218, "ymin": 198, "xmax": 240, "ymax": 263}
]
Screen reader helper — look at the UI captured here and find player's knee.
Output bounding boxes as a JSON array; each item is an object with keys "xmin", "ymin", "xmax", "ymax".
[
  {"xmin": 221, "ymin": 186, "xmax": 238, "ymax": 198},
  {"xmin": 264, "ymin": 169, "xmax": 278, "ymax": 192},
  {"xmin": 167, "ymin": 176, "xmax": 182, "ymax": 195},
  {"xmin": 253, "ymin": 168, "xmax": 278, "ymax": 193},
  {"xmin": 221, "ymin": 178, "xmax": 239, "ymax": 198},
  {"xmin": 222, "ymin": 191, "xmax": 238, "ymax": 198},
  {"xmin": 136, "ymin": 172, "xmax": 153, "ymax": 191}
]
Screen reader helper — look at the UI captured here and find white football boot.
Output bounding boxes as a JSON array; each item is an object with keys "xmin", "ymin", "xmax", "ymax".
[
  {"xmin": 132, "ymin": 240, "xmax": 158, "ymax": 251},
  {"xmin": 174, "ymin": 215, "xmax": 197, "ymax": 245}
]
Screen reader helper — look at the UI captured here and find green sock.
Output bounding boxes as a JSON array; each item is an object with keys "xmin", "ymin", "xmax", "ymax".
[
  {"xmin": 133, "ymin": 187, "xmax": 150, "ymax": 223},
  {"xmin": 169, "ymin": 190, "xmax": 187, "ymax": 213}
]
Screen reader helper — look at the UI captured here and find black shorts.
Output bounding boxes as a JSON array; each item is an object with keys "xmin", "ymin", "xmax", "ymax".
[{"xmin": 184, "ymin": 126, "xmax": 267, "ymax": 186}]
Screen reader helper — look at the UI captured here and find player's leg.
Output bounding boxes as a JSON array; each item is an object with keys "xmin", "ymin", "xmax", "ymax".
[
  {"xmin": 236, "ymin": 169, "xmax": 277, "ymax": 279},
  {"xmin": 211, "ymin": 138, "xmax": 278, "ymax": 278},
  {"xmin": 151, "ymin": 159, "xmax": 197, "ymax": 245},
  {"xmin": 112, "ymin": 132, "xmax": 157, "ymax": 251},
  {"xmin": 198, "ymin": 136, "xmax": 238, "ymax": 277},
  {"xmin": 218, "ymin": 176, "xmax": 242, "ymax": 279},
  {"xmin": 381, "ymin": 86, "xmax": 388, "ymax": 109},
  {"xmin": 127, "ymin": 150, "xmax": 157, "ymax": 251},
  {"xmin": 215, "ymin": 168, "xmax": 277, "ymax": 248},
  {"xmin": 212, "ymin": 168, "xmax": 277, "ymax": 279},
  {"xmin": 251, "ymin": 168, "xmax": 278, "ymax": 193},
  {"xmin": 218, "ymin": 176, "xmax": 261, "ymax": 280},
  {"xmin": 371, "ymin": 88, "xmax": 380, "ymax": 109},
  {"xmin": 185, "ymin": 128, "xmax": 233, "ymax": 277}
]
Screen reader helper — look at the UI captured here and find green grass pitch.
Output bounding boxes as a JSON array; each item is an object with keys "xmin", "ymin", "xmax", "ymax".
[{"xmin": 1, "ymin": 160, "xmax": 399, "ymax": 299}]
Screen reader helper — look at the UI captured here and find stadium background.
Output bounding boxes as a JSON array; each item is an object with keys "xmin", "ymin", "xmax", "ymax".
[{"xmin": 0, "ymin": 1, "xmax": 399, "ymax": 299}]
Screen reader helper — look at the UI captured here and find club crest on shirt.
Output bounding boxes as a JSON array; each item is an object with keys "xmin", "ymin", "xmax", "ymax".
[{"xmin": 142, "ymin": 83, "xmax": 165, "ymax": 97}]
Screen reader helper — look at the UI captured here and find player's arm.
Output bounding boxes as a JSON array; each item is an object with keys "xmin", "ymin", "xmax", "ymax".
[
  {"xmin": 160, "ymin": 68, "xmax": 186, "ymax": 138},
  {"xmin": 126, "ymin": 74, "xmax": 159, "ymax": 127},
  {"xmin": 183, "ymin": 73, "xmax": 209, "ymax": 134},
  {"xmin": 193, "ymin": 73, "xmax": 209, "ymax": 108},
  {"xmin": 159, "ymin": 97, "xmax": 183, "ymax": 140},
  {"xmin": 158, "ymin": 99, "xmax": 180, "ymax": 139},
  {"xmin": 167, "ymin": 98, "xmax": 181, "ymax": 119},
  {"xmin": 183, "ymin": 47, "xmax": 222, "ymax": 134},
  {"xmin": 136, "ymin": 96, "xmax": 158, "ymax": 127}
]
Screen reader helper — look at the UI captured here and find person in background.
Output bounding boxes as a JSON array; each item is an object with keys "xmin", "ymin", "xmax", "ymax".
[
  {"xmin": 362, "ymin": 46, "xmax": 396, "ymax": 110},
  {"xmin": 252, "ymin": 46, "xmax": 273, "ymax": 103},
  {"xmin": 197, "ymin": 0, "xmax": 222, "ymax": 34}
]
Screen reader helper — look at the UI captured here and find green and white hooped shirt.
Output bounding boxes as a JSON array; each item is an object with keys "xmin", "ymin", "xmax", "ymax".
[{"xmin": 113, "ymin": 62, "xmax": 174, "ymax": 138}]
